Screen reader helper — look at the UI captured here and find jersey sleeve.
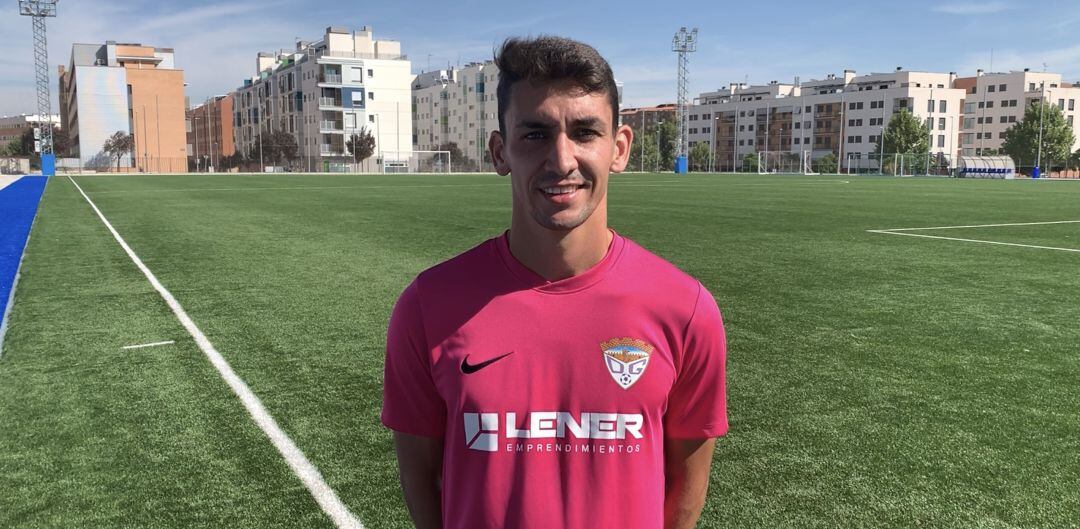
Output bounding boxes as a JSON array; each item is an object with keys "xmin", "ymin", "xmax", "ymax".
[
  {"xmin": 664, "ymin": 283, "xmax": 728, "ymax": 439},
  {"xmin": 381, "ymin": 279, "xmax": 447, "ymax": 438}
]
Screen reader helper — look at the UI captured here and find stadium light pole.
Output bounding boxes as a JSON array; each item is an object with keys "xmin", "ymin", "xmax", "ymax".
[
  {"xmin": 193, "ymin": 115, "xmax": 201, "ymax": 172},
  {"xmin": 19, "ymin": 0, "xmax": 57, "ymax": 176}
]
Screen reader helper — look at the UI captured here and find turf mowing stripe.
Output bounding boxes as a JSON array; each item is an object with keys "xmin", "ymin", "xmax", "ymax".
[
  {"xmin": 68, "ymin": 177, "xmax": 364, "ymax": 529},
  {"xmin": 0, "ymin": 175, "xmax": 48, "ymax": 360},
  {"xmin": 867, "ymin": 229, "xmax": 1080, "ymax": 253},
  {"xmin": 877, "ymin": 219, "xmax": 1080, "ymax": 231}
]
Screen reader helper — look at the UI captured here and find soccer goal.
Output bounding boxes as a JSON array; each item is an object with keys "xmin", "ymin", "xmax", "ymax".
[
  {"xmin": 379, "ymin": 150, "xmax": 452, "ymax": 174},
  {"xmin": 801, "ymin": 150, "xmax": 819, "ymax": 175}
]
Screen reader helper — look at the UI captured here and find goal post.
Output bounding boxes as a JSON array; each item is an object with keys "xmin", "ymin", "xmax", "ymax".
[
  {"xmin": 379, "ymin": 150, "xmax": 452, "ymax": 174},
  {"xmin": 802, "ymin": 150, "xmax": 819, "ymax": 175}
]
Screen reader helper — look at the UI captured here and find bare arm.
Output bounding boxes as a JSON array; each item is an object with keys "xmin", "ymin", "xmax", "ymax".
[
  {"xmin": 664, "ymin": 437, "xmax": 716, "ymax": 529},
  {"xmin": 393, "ymin": 431, "xmax": 444, "ymax": 529}
]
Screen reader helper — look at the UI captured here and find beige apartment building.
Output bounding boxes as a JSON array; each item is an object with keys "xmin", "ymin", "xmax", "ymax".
[
  {"xmin": 954, "ymin": 69, "xmax": 1080, "ymax": 157},
  {"xmin": 687, "ymin": 68, "xmax": 966, "ymax": 172},
  {"xmin": 620, "ymin": 104, "xmax": 677, "ymax": 137},
  {"xmin": 0, "ymin": 114, "xmax": 60, "ymax": 152},
  {"xmin": 234, "ymin": 26, "xmax": 413, "ymax": 172},
  {"xmin": 58, "ymin": 42, "xmax": 187, "ymax": 172},
  {"xmin": 186, "ymin": 94, "xmax": 235, "ymax": 171}
]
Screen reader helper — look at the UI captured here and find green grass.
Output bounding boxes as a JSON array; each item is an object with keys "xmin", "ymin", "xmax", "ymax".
[{"xmin": 2, "ymin": 173, "xmax": 1079, "ymax": 528}]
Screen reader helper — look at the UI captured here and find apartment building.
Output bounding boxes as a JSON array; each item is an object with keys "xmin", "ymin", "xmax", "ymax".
[
  {"xmin": 620, "ymin": 104, "xmax": 676, "ymax": 137},
  {"xmin": 58, "ymin": 42, "xmax": 187, "ymax": 171},
  {"xmin": 0, "ymin": 114, "xmax": 60, "ymax": 151},
  {"xmin": 186, "ymin": 94, "xmax": 235, "ymax": 170},
  {"xmin": 233, "ymin": 26, "xmax": 413, "ymax": 172},
  {"xmin": 411, "ymin": 61, "xmax": 499, "ymax": 169},
  {"xmin": 687, "ymin": 69, "xmax": 966, "ymax": 171},
  {"xmin": 954, "ymin": 69, "xmax": 1080, "ymax": 156},
  {"xmin": 411, "ymin": 61, "xmax": 623, "ymax": 169}
]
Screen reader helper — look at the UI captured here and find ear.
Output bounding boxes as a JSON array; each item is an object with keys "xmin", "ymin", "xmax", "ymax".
[
  {"xmin": 609, "ymin": 123, "xmax": 634, "ymax": 173},
  {"xmin": 489, "ymin": 130, "xmax": 511, "ymax": 176}
]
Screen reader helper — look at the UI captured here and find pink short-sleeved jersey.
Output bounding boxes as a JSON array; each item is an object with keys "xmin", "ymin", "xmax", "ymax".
[{"xmin": 381, "ymin": 230, "xmax": 727, "ymax": 529}]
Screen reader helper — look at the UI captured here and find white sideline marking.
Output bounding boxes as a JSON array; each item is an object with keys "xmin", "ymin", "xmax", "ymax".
[
  {"xmin": 121, "ymin": 340, "xmax": 175, "ymax": 350},
  {"xmin": 68, "ymin": 177, "xmax": 363, "ymax": 529},
  {"xmin": 874, "ymin": 220, "xmax": 1080, "ymax": 232},
  {"xmin": 87, "ymin": 182, "xmax": 505, "ymax": 195},
  {"xmin": 867, "ymin": 230, "xmax": 1080, "ymax": 253}
]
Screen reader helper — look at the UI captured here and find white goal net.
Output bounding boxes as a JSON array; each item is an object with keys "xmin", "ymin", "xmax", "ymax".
[{"xmin": 379, "ymin": 151, "xmax": 452, "ymax": 174}]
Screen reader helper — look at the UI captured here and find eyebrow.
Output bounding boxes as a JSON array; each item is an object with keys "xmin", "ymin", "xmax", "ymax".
[{"xmin": 514, "ymin": 117, "xmax": 605, "ymax": 130}]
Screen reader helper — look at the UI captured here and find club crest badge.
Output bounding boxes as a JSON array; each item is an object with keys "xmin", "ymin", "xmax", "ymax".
[{"xmin": 601, "ymin": 337, "xmax": 654, "ymax": 390}]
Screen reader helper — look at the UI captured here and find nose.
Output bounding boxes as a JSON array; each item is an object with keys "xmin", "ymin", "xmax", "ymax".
[{"xmin": 545, "ymin": 131, "xmax": 578, "ymax": 177}]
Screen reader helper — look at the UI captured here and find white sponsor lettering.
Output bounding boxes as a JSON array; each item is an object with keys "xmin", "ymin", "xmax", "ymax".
[{"xmin": 466, "ymin": 411, "xmax": 644, "ymax": 450}]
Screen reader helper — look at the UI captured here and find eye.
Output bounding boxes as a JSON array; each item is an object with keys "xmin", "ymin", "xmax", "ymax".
[
  {"xmin": 523, "ymin": 130, "xmax": 547, "ymax": 141},
  {"xmin": 575, "ymin": 129, "xmax": 601, "ymax": 140}
]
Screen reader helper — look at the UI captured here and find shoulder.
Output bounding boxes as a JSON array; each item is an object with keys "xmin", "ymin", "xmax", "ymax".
[
  {"xmin": 616, "ymin": 235, "xmax": 708, "ymax": 309},
  {"xmin": 412, "ymin": 236, "xmax": 499, "ymax": 291}
]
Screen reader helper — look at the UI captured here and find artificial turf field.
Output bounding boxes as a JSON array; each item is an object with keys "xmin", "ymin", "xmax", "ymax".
[{"xmin": 1, "ymin": 172, "xmax": 1079, "ymax": 528}]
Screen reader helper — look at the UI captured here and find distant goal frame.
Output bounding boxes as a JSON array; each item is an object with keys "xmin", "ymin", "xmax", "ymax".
[{"xmin": 379, "ymin": 150, "xmax": 453, "ymax": 174}]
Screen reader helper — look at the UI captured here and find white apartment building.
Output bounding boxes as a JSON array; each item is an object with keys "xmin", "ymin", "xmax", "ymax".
[
  {"xmin": 955, "ymin": 69, "xmax": 1080, "ymax": 157},
  {"xmin": 687, "ymin": 69, "xmax": 966, "ymax": 172},
  {"xmin": 412, "ymin": 61, "xmax": 624, "ymax": 169},
  {"xmin": 412, "ymin": 61, "xmax": 499, "ymax": 169},
  {"xmin": 234, "ymin": 26, "xmax": 412, "ymax": 172}
]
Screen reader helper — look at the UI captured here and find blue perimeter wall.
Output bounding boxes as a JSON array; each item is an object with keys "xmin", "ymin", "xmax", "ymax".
[{"xmin": 0, "ymin": 176, "xmax": 48, "ymax": 320}]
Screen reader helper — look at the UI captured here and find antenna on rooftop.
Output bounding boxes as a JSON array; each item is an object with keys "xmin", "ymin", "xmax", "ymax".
[
  {"xmin": 18, "ymin": 0, "xmax": 58, "ymax": 174},
  {"xmin": 672, "ymin": 27, "xmax": 698, "ymax": 174}
]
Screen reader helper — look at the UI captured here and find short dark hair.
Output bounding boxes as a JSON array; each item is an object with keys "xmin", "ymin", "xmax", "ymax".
[{"xmin": 494, "ymin": 36, "xmax": 620, "ymax": 134}]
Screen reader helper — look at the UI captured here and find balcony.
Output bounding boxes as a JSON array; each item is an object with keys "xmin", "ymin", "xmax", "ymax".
[
  {"xmin": 320, "ymin": 145, "xmax": 345, "ymax": 156},
  {"xmin": 319, "ymin": 73, "xmax": 342, "ymax": 84},
  {"xmin": 319, "ymin": 97, "xmax": 343, "ymax": 108},
  {"xmin": 320, "ymin": 120, "xmax": 344, "ymax": 132}
]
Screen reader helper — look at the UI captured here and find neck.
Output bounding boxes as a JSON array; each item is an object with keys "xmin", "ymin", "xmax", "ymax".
[{"xmin": 507, "ymin": 209, "xmax": 612, "ymax": 282}]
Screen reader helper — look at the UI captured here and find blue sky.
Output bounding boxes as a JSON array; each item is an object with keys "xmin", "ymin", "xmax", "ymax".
[{"xmin": 2, "ymin": 0, "xmax": 1079, "ymax": 116}]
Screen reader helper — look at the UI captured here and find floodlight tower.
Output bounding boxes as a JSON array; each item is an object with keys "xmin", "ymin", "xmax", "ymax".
[
  {"xmin": 672, "ymin": 27, "xmax": 697, "ymax": 174},
  {"xmin": 18, "ymin": 0, "xmax": 58, "ymax": 176}
]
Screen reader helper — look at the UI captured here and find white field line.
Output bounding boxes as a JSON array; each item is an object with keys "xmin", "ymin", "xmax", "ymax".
[
  {"xmin": 121, "ymin": 340, "xmax": 176, "ymax": 350},
  {"xmin": 874, "ymin": 220, "xmax": 1080, "ymax": 232},
  {"xmin": 0, "ymin": 176, "xmax": 42, "ymax": 361},
  {"xmin": 68, "ymin": 177, "xmax": 363, "ymax": 529},
  {"xmin": 867, "ymin": 230, "xmax": 1080, "ymax": 253}
]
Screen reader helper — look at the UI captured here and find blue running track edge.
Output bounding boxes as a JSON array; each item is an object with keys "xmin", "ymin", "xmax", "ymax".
[{"xmin": 0, "ymin": 176, "xmax": 49, "ymax": 354}]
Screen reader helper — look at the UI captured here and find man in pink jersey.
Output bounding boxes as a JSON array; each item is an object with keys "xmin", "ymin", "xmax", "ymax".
[{"xmin": 382, "ymin": 36, "xmax": 727, "ymax": 529}]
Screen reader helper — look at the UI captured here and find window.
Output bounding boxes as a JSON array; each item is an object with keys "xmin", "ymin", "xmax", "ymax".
[
  {"xmin": 1070, "ymin": 99, "xmax": 1076, "ymax": 111},
  {"xmin": 369, "ymin": 115, "xmax": 375, "ymax": 123},
  {"xmin": 938, "ymin": 135, "xmax": 945, "ymax": 147},
  {"xmin": 369, "ymin": 91, "xmax": 375, "ymax": 99},
  {"xmin": 939, "ymin": 118, "xmax": 946, "ymax": 130},
  {"xmin": 1009, "ymin": 115, "xmax": 1017, "ymax": 123},
  {"xmin": 1060, "ymin": 99, "xmax": 1066, "ymax": 109},
  {"xmin": 748, "ymin": 124, "xmax": 754, "ymax": 131},
  {"xmin": 999, "ymin": 131, "xmax": 1007, "ymax": 138},
  {"xmin": 805, "ymin": 106, "xmax": 812, "ymax": 113},
  {"xmin": 926, "ymin": 117, "xmax": 933, "ymax": 129},
  {"xmin": 804, "ymin": 121, "xmax": 812, "ymax": 129},
  {"xmin": 1029, "ymin": 82, "xmax": 1036, "ymax": 91},
  {"xmin": 939, "ymin": 100, "xmax": 947, "ymax": 113},
  {"xmin": 999, "ymin": 84, "xmax": 1006, "ymax": 92},
  {"xmin": 794, "ymin": 121, "xmax": 801, "ymax": 129},
  {"xmin": 870, "ymin": 100, "xmax": 882, "ymax": 109},
  {"xmin": 999, "ymin": 116, "xmax": 1008, "ymax": 123},
  {"xmin": 367, "ymin": 69, "xmax": 374, "ymax": 77},
  {"xmin": 1069, "ymin": 116, "xmax": 1075, "ymax": 126},
  {"xmin": 794, "ymin": 137, "xmax": 800, "ymax": 144},
  {"xmin": 927, "ymin": 99, "xmax": 935, "ymax": 112},
  {"xmin": 988, "ymin": 85, "xmax": 996, "ymax": 93},
  {"xmin": 978, "ymin": 102, "xmax": 984, "ymax": 109},
  {"xmin": 986, "ymin": 101, "xmax": 994, "ymax": 108},
  {"xmin": 977, "ymin": 117, "xmax": 984, "ymax": 124}
]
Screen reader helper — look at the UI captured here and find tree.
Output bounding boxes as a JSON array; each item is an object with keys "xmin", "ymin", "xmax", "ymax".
[
  {"xmin": 688, "ymin": 142, "xmax": 711, "ymax": 172},
  {"xmin": 742, "ymin": 152, "xmax": 758, "ymax": 172},
  {"xmin": 817, "ymin": 153, "xmax": 839, "ymax": 174},
  {"xmin": 263, "ymin": 130, "xmax": 298, "ymax": 166},
  {"xmin": 103, "ymin": 131, "xmax": 134, "ymax": 170},
  {"xmin": 1002, "ymin": 100, "xmax": 1074, "ymax": 166},
  {"xmin": 656, "ymin": 120, "xmax": 677, "ymax": 170},
  {"xmin": 437, "ymin": 142, "xmax": 472, "ymax": 172},
  {"xmin": 876, "ymin": 109, "xmax": 930, "ymax": 155},
  {"xmin": 346, "ymin": 127, "xmax": 376, "ymax": 164},
  {"xmin": 628, "ymin": 131, "xmax": 660, "ymax": 172}
]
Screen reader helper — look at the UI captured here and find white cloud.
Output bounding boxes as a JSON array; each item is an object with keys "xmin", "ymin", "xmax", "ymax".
[{"xmin": 932, "ymin": 2, "xmax": 1010, "ymax": 15}]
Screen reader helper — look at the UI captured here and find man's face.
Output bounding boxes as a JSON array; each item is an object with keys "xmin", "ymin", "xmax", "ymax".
[{"xmin": 490, "ymin": 80, "xmax": 632, "ymax": 232}]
